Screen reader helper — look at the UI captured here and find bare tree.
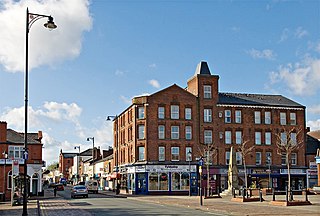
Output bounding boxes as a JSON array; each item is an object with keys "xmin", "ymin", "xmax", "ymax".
[
  {"xmin": 197, "ymin": 143, "xmax": 218, "ymax": 197},
  {"xmin": 275, "ymin": 127, "xmax": 304, "ymax": 194},
  {"xmin": 237, "ymin": 139, "xmax": 254, "ymax": 190}
]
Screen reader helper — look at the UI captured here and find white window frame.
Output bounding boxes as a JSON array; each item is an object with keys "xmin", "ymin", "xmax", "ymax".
[
  {"xmin": 159, "ymin": 146, "xmax": 165, "ymax": 161},
  {"xmin": 255, "ymin": 132, "xmax": 261, "ymax": 145},
  {"xmin": 290, "ymin": 113, "xmax": 296, "ymax": 125},
  {"xmin": 291, "ymin": 153, "xmax": 297, "ymax": 165},
  {"xmin": 138, "ymin": 107, "xmax": 145, "ymax": 119},
  {"xmin": 281, "ymin": 153, "xmax": 286, "ymax": 165},
  {"xmin": 186, "ymin": 147, "xmax": 192, "ymax": 161},
  {"xmin": 185, "ymin": 126, "xmax": 192, "ymax": 140},
  {"xmin": 281, "ymin": 132, "xmax": 287, "ymax": 144},
  {"xmin": 236, "ymin": 152, "xmax": 242, "ymax": 165},
  {"xmin": 158, "ymin": 106, "xmax": 165, "ymax": 119},
  {"xmin": 265, "ymin": 111, "xmax": 271, "ymax": 124},
  {"xmin": 171, "ymin": 126, "xmax": 179, "ymax": 139},
  {"xmin": 256, "ymin": 152, "xmax": 262, "ymax": 165},
  {"xmin": 225, "ymin": 110, "xmax": 231, "ymax": 123},
  {"xmin": 204, "ymin": 85, "xmax": 212, "ymax": 99},
  {"xmin": 266, "ymin": 152, "xmax": 272, "ymax": 165},
  {"xmin": 204, "ymin": 109, "xmax": 212, "ymax": 122},
  {"xmin": 265, "ymin": 132, "xmax": 271, "ymax": 145},
  {"xmin": 236, "ymin": 131, "xmax": 242, "ymax": 144},
  {"xmin": 254, "ymin": 111, "xmax": 261, "ymax": 124},
  {"xmin": 158, "ymin": 125, "xmax": 165, "ymax": 139},
  {"xmin": 139, "ymin": 146, "xmax": 145, "ymax": 161},
  {"xmin": 235, "ymin": 110, "xmax": 241, "ymax": 123},
  {"xmin": 225, "ymin": 131, "xmax": 231, "ymax": 144},
  {"xmin": 8, "ymin": 146, "xmax": 24, "ymax": 159},
  {"xmin": 290, "ymin": 132, "xmax": 297, "ymax": 145},
  {"xmin": 204, "ymin": 130, "xmax": 212, "ymax": 144},
  {"xmin": 171, "ymin": 147, "xmax": 180, "ymax": 161},
  {"xmin": 280, "ymin": 112, "xmax": 286, "ymax": 125},
  {"xmin": 138, "ymin": 125, "xmax": 145, "ymax": 139},
  {"xmin": 171, "ymin": 105, "xmax": 179, "ymax": 119},
  {"xmin": 185, "ymin": 108, "xmax": 192, "ymax": 120},
  {"xmin": 225, "ymin": 151, "xmax": 230, "ymax": 165}
]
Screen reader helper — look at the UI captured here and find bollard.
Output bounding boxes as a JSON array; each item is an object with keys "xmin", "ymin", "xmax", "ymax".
[
  {"xmin": 233, "ymin": 188, "xmax": 236, "ymax": 198},
  {"xmin": 272, "ymin": 187, "xmax": 275, "ymax": 201},
  {"xmin": 259, "ymin": 189, "xmax": 263, "ymax": 202},
  {"xmin": 285, "ymin": 186, "xmax": 288, "ymax": 202},
  {"xmin": 249, "ymin": 188, "xmax": 252, "ymax": 197},
  {"xmin": 305, "ymin": 188, "xmax": 308, "ymax": 202},
  {"xmin": 243, "ymin": 188, "xmax": 246, "ymax": 199},
  {"xmin": 290, "ymin": 188, "xmax": 293, "ymax": 201}
]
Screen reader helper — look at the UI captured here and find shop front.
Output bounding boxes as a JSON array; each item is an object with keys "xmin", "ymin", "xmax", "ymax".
[{"xmin": 127, "ymin": 164, "xmax": 197, "ymax": 195}]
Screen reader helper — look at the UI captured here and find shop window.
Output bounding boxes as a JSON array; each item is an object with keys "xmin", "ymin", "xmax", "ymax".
[
  {"xmin": 171, "ymin": 172, "xmax": 181, "ymax": 191},
  {"xmin": 149, "ymin": 173, "xmax": 159, "ymax": 191},
  {"xmin": 159, "ymin": 173, "xmax": 168, "ymax": 191},
  {"xmin": 181, "ymin": 173, "xmax": 190, "ymax": 190}
]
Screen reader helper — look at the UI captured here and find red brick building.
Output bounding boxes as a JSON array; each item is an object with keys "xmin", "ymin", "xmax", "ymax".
[
  {"xmin": 0, "ymin": 121, "xmax": 44, "ymax": 201},
  {"xmin": 111, "ymin": 62, "xmax": 307, "ymax": 195},
  {"xmin": 58, "ymin": 150, "xmax": 77, "ymax": 180}
]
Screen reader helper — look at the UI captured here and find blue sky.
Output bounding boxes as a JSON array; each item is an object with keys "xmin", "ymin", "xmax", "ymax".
[{"xmin": 0, "ymin": 0, "xmax": 319, "ymax": 166}]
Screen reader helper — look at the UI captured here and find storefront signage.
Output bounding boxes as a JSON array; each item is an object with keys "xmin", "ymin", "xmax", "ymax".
[
  {"xmin": 309, "ymin": 161, "xmax": 317, "ymax": 169},
  {"xmin": 316, "ymin": 156, "xmax": 320, "ymax": 164},
  {"xmin": 280, "ymin": 169, "xmax": 306, "ymax": 174},
  {"xmin": 146, "ymin": 165, "xmax": 196, "ymax": 172},
  {"xmin": 0, "ymin": 159, "xmax": 24, "ymax": 165},
  {"xmin": 12, "ymin": 160, "xmax": 19, "ymax": 175}
]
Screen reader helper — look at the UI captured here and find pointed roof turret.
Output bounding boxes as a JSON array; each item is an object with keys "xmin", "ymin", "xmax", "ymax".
[{"xmin": 194, "ymin": 61, "xmax": 211, "ymax": 76}]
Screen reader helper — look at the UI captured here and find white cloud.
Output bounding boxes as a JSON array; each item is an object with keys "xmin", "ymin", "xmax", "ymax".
[
  {"xmin": 0, "ymin": 0, "xmax": 92, "ymax": 72},
  {"xmin": 115, "ymin": 69, "xmax": 124, "ymax": 76},
  {"xmin": 269, "ymin": 58, "xmax": 320, "ymax": 96},
  {"xmin": 230, "ymin": 26, "xmax": 240, "ymax": 32},
  {"xmin": 149, "ymin": 79, "xmax": 160, "ymax": 88},
  {"xmin": 0, "ymin": 101, "xmax": 113, "ymax": 165},
  {"xmin": 247, "ymin": 49, "xmax": 276, "ymax": 60},
  {"xmin": 149, "ymin": 63, "xmax": 157, "ymax": 68},
  {"xmin": 279, "ymin": 28, "xmax": 289, "ymax": 42},
  {"xmin": 294, "ymin": 27, "xmax": 308, "ymax": 39},
  {"xmin": 120, "ymin": 95, "xmax": 131, "ymax": 104},
  {"xmin": 308, "ymin": 104, "xmax": 320, "ymax": 114},
  {"xmin": 307, "ymin": 119, "xmax": 320, "ymax": 131}
]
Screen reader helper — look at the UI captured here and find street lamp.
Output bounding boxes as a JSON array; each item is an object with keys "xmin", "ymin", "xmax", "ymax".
[
  {"xmin": 2, "ymin": 151, "xmax": 8, "ymax": 201},
  {"xmin": 86, "ymin": 137, "xmax": 95, "ymax": 179},
  {"xmin": 23, "ymin": 8, "xmax": 57, "ymax": 216},
  {"xmin": 267, "ymin": 155, "xmax": 271, "ymax": 190},
  {"xmin": 187, "ymin": 150, "xmax": 192, "ymax": 196},
  {"xmin": 74, "ymin": 146, "xmax": 80, "ymax": 184}
]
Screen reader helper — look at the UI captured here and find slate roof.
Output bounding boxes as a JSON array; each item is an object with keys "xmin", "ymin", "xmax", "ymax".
[
  {"xmin": 62, "ymin": 153, "xmax": 77, "ymax": 158},
  {"xmin": 218, "ymin": 93, "xmax": 305, "ymax": 108},
  {"xmin": 306, "ymin": 134, "xmax": 320, "ymax": 154},
  {"xmin": 308, "ymin": 130, "xmax": 320, "ymax": 140},
  {"xmin": 6, "ymin": 129, "xmax": 41, "ymax": 144},
  {"xmin": 194, "ymin": 61, "xmax": 211, "ymax": 76}
]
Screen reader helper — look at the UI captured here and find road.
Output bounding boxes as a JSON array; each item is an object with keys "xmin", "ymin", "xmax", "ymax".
[{"xmin": 57, "ymin": 186, "xmax": 225, "ymax": 216}]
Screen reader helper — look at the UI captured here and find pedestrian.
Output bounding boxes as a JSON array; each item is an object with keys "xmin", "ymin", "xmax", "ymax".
[{"xmin": 53, "ymin": 186, "xmax": 57, "ymax": 197}]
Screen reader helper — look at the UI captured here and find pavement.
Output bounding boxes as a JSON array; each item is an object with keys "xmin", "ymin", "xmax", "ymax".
[{"xmin": 0, "ymin": 187, "xmax": 319, "ymax": 216}]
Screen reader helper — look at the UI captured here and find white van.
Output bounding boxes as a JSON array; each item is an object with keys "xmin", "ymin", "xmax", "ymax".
[{"xmin": 85, "ymin": 180, "xmax": 99, "ymax": 194}]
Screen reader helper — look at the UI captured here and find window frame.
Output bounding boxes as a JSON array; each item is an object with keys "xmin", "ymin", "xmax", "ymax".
[
  {"xmin": 225, "ymin": 131, "xmax": 231, "ymax": 144},
  {"xmin": 138, "ymin": 106, "xmax": 145, "ymax": 119},
  {"xmin": 171, "ymin": 126, "xmax": 179, "ymax": 139},
  {"xmin": 138, "ymin": 146, "xmax": 145, "ymax": 161},
  {"xmin": 255, "ymin": 152, "xmax": 262, "ymax": 165},
  {"xmin": 235, "ymin": 110, "xmax": 242, "ymax": 123},
  {"xmin": 204, "ymin": 108, "xmax": 212, "ymax": 122},
  {"xmin": 158, "ymin": 125, "xmax": 165, "ymax": 139},
  {"xmin": 171, "ymin": 105, "xmax": 179, "ymax": 119},
  {"xmin": 255, "ymin": 131, "xmax": 261, "ymax": 145},
  {"xmin": 185, "ymin": 126, "xmax": 192, "ymax": 140},
  {"xmin": 159, "ymin": 146, "xmax": 165, "ymax": 161},
  {"xmin": 171, "ymin": 147, "xmax": 180, "ymax": 161},
  {"xmin": 225, "ymin": 110, "xmax": 231, "ymax": 123},
  {"xmin": 204, "ymin": 130, "xmax": 213, "ymax": 144},
  {"xmin": 265, "ymin": 111, "xmax": 271, "ymax": 124},
  {"xmin": 291, "ymin": 153, "xmax": 297, "ymax": 165},
  {"xmin": 185, "ymin": 108, "xmax": 192, "ymax": 120},
  {"xmin": 254, "ymin": 111, "xmax": 261, "ymax": 124},
  {"xmin": 158, "ymin": 106, "xmax": 165, "ymax": 119},
  {"xmin": 186, "ymin": 147, "xmax": 192, "ymax": 161},
  {"xmin": 280, "ymin": 112, "xmax": 286, "ymax": 125},
  {"xmin": 235, "ymin": 131, "xmax": 242, "ymax": 144},
  {"xmin": 290, "ymin": 113, "xmax": 296, "ymax": 125},
  {"xmin": 204, "ymin": 85, "xmax": 212, "ymax": 99},
  {"xmin": 138, "ymin": 125, "xmax": 145, "ymax": 139}
]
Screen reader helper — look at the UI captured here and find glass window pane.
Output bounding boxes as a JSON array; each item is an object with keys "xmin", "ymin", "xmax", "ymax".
[{"xmin": 171, "ymin": 172, "xmax": 181, "ymax": 190}]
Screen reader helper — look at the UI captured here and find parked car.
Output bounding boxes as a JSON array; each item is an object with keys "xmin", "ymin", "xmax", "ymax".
[
  {"xmin": 55, "ymin": 184, "xmax": 64, "ymax": 191},
  {"xmin": 71, "ymin": 185, "xmax": 88, "ymax": 198}
]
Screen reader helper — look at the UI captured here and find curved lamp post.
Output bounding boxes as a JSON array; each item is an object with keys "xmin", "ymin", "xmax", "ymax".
[
  {"xmin": 23, "ymin": 8, "xmax": 57, "ymax": 216},
  {"xmin": 74, "ymin": 146, "xmax": 81, "ymax": 184},
  {"xmin": 86, "ymin": 137, "xmax": 95, "ymax": 179}
]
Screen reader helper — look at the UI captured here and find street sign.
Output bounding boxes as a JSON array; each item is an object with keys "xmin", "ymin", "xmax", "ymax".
[
  {"xmin": 199, "ymin": 158, "xmax": 204, "ymax": 166},
  {"xmin": 23, "ymin": 151, "xmax": 28, "ymax": 160}
]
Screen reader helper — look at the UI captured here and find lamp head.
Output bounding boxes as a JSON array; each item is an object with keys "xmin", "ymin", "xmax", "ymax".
[
  {"xmin": 87, "ymin": 138, "xmax": 90, "ymax": 141},
  {"xmin": 44, "ymin": 16, "xmax": 57, "ymax": 29}
]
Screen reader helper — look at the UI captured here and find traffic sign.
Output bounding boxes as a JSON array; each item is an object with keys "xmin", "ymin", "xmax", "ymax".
[
  {"xmin": 199, "ymin": 159, "xmax": 204, "ymax": 166},
  {"xmin": 23, "ymin": 151, "xmax": 28, "ymax": 160}
]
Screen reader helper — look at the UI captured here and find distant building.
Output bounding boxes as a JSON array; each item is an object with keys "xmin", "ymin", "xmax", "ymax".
[
  {"xmin": 0, "ymin": 121, "xmax": 44, "ymax": 200},
  {"xmin": 110, "ymin": 61, "xmax": 307, "ymax": 195}
]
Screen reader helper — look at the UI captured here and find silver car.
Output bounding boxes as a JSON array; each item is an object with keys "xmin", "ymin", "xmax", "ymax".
[{"xmin": 71, "ymin": 185, "xmax": 88, "ymax": 198}]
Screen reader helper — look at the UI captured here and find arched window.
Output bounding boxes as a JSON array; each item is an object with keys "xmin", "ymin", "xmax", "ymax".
[
  {"xmin": 181, "ymin": 172, "xmax": 190, "ymax": 190},
  {"xmin": 171, "ymin": 172, "xmax": 180, "ymax": 191},
  {"xmin": 159, "ymin": 173, "xmax": 168, "ymax": 191}
]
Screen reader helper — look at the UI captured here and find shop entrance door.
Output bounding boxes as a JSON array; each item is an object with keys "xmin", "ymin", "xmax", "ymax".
[
  {"xmin": 136, "ymin": 173, "xmax": 147, "ymax": 195},
  {"xmin": 190, "ymin": 173, "xmax": 198, "ymax": 195}
]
